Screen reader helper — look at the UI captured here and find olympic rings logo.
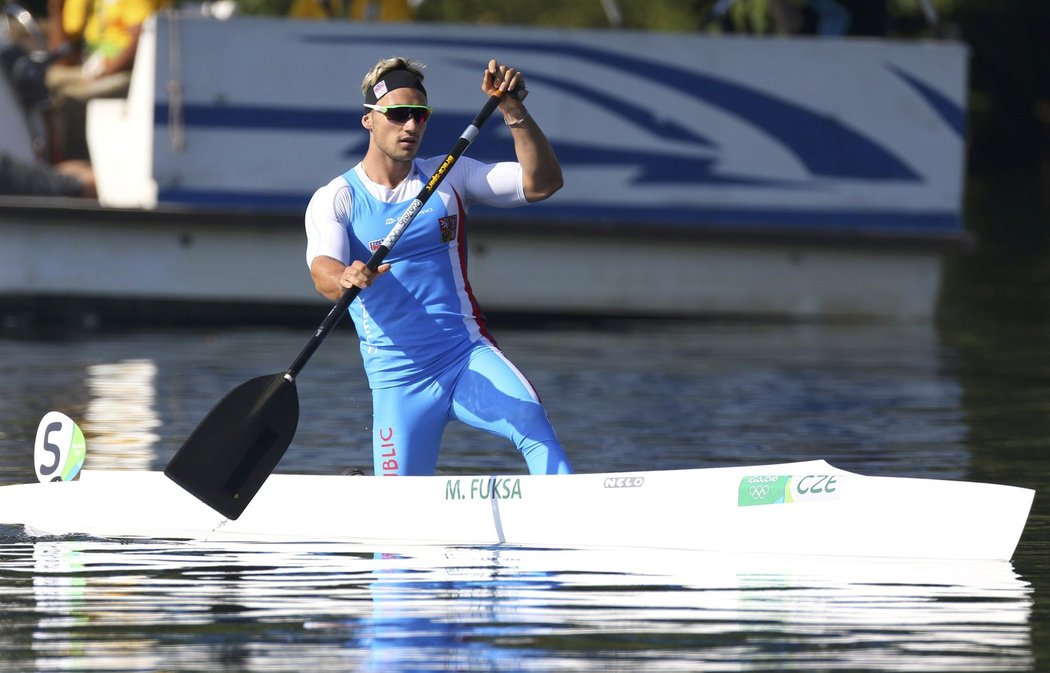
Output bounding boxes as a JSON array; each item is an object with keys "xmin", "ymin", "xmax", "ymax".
[{"xmin": 749, "ymin": 484, "xmax": 770, "ymax": 499}]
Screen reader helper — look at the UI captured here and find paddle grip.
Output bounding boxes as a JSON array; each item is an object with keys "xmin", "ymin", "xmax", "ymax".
[{"xmin": 285, "ymin": 93, "xmax": 505, "ymax": 380}]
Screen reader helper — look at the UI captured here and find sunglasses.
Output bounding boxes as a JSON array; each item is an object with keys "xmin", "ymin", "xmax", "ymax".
[{"xmin": 364, "ymin": 103, "xmax": 432, "ymax": 124}]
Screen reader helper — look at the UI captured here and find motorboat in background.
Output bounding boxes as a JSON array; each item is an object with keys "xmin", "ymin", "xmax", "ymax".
[{"xmin": 1, "ymin": 7, "xmax": 971, "ymax": 327}]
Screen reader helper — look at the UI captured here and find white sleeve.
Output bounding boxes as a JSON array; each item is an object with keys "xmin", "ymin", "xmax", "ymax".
[
  {"xmin": 456, "ymin": 157, "xmax": 527, "ymax": 208},
  {"xmin": 304, "ymin": 177, "xmax": 352, "ymax": 268}
]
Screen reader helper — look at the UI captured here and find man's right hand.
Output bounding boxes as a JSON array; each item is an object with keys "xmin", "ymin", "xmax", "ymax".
[{"xmin": 339, "ymin": 260, "xmax": 391, "ymax": 291}]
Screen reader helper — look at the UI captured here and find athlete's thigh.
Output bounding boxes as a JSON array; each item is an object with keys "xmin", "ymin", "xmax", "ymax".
[
  {"xmin": 371, "ymin": 382, "xmax": 450, "ymax": 476},
  {"xmin": 450, "ymin": 344, "xmax": 546, "ymax": 434}
]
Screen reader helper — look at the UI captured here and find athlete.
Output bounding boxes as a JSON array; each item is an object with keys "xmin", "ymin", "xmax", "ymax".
[{"xmin": 304, "ymin": 56, "xmax": 572, "ymax": 477}]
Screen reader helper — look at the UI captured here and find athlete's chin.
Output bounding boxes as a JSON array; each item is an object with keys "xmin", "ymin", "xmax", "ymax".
[{"xmin": 386, "ymin": 147, "xmax": 419, "ymax": 162}]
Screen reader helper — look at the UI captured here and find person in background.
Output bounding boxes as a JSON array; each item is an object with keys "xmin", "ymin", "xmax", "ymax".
[
  {"xmin": 45, "ymin": 0, "xmax": 167, "ymax": 162},
  {"xmin": 719, "ymin": 0, "xmax": 888, "ymax": 37},
  {"xmin": 769, "ymin": 0, "xmax": 888, "ymax": 36},
  {"xmin": 46, "ymin": 0, "xmax": 79, "ymax": 65},
  {"xmin": 287, "ymin": 0, "xmax": 413, "ymax": 21},
  {"xmin": 304, "ymin": 56, "xmax": 572, "ymax": 477},
  {"xmin": 0, "ymin": 151, "xmax": 96, "ymax": 197}
]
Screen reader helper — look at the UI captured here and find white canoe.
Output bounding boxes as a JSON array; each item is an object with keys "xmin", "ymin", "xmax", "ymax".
[{"xmin": 0, "ymin": 460, "xmax": 1034, "ymax": 561}]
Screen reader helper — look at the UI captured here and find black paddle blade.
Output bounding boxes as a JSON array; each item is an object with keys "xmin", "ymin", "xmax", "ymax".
[{"xmin": 164, "ymin": 373, "xmax": 299, "ymax": 520}]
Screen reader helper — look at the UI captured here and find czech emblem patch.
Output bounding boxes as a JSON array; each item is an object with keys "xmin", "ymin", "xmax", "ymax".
[{"xmin": 439, "ymin": 214, "xmax": 458, "ymax": 243}]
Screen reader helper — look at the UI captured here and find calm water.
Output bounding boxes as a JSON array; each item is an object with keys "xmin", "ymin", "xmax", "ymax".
[{"xmin": 1, "ymin": 199, "xmax": 1049, "ymax": 669}]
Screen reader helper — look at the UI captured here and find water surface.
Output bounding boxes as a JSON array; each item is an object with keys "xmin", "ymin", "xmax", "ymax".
[{"xmin": 1, "ymin": 310, "xmax": 1047, "ymax": 671}]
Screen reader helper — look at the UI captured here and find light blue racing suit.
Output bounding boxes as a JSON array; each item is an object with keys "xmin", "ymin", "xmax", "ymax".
[{"xmin": 305, "ymin": 157, "xmax": 572, "ymax": 477}]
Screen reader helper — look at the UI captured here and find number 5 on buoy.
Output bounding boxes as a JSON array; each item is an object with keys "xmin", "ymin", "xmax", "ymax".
[{"xmin": 34, "ymin": 411, "xmax": 86, "ymax": 483}]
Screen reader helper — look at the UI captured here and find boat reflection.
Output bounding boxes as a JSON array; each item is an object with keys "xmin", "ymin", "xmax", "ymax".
[{"xmin": 11, "ymin": 540, "xmax": 1034, "ymax": 672}]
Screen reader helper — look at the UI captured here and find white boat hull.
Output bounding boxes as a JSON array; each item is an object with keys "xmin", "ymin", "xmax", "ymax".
[
  {"xmin": 0, "ymin": 460, "xmax": 1033, "ymax": 561},
  {"xmin": 0, "ymin": 205, "xmax": 948, "ymax": 322}
]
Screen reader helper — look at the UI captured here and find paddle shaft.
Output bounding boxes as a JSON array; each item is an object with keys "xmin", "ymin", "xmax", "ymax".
[{"xmin": 286, "ymin": 92, "xmax": 504, "ymax": 380}]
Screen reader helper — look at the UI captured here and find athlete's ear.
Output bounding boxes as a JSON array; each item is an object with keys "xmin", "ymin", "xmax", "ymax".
[{"xmin": 362, "ymin": 113, "xmax": 372, "ymax": 132}]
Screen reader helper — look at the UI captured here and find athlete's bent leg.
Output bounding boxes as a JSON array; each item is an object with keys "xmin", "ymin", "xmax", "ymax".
[{"xmin": 451, "ymin": 344, "xmax": 572, "ymax": 475}]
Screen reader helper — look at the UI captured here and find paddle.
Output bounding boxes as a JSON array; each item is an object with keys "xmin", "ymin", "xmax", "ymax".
[{"xmin": 165, "ymin": 92, "xmax": 506, "ymax": 519}]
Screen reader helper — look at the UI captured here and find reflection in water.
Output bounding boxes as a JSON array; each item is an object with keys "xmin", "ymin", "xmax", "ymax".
[
  {"xmin": 83, "ymin": 359, "xmax": 160, "ymax": 471},
  {"xmin": 2, "ymin": 540, "xmax": 1033, "ymax": 672}
]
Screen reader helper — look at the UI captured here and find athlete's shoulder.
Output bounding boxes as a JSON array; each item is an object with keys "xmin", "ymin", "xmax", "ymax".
[{"xmin": 306, "ymin": 173, "xmax": 355, "ymax": 221}]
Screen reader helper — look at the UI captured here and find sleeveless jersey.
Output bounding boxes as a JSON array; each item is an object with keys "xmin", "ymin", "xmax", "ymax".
[{"xmin": 305, "ymin": 157, "xmax": 526, "ymax": 388}]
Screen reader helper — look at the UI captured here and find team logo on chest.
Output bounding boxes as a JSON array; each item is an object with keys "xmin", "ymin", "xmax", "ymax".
[{"xmin": 439, "ymin": 214, "xmax": 459, "ymax": 243}]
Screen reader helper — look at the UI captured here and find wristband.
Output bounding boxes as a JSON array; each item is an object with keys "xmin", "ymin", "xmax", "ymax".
[{"xmin": 505, "ymin": 111, "xmax": 529, "ymax": 128}]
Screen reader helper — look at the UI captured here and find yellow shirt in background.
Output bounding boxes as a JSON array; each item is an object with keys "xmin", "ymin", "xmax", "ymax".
[
  {"xmin": 288, "ymin": 0, "xmax": 414, "ymax": 21},
  {"xmin": 62, "ymin": 0, "xmax": 166, "ymax": 59}
]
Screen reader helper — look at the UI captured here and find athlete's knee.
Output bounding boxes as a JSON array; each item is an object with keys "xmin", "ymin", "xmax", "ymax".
[
  {"xmin": 519, "ymin": 439, "xmax": 572, "ymax": 475},
  {"xmin": 502, "ymin": 398, "xmax": 555, "ymax": 434}
]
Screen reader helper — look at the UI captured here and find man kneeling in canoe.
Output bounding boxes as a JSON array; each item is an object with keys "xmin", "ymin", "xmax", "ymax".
[{"xmin": 304, "ymin": 56, "xmax": 572, "ymax": 478}]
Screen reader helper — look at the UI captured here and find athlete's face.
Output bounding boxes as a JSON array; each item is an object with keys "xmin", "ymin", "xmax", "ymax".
[{"xmin": 362, "ymin": 88, "xmax": 429, "ymax": 163}]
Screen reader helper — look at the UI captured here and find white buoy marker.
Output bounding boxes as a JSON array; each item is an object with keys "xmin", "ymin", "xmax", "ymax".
[{"xmin": 34, "ymin": 411, "xmax": 86, "ymax": 483}]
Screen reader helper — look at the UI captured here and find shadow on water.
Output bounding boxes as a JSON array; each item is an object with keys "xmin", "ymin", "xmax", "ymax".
[
  {"xmin": 938, "ymin": 169, "xmax": 1050, "ymax": 494},
  {"xmin": 937, "ymin": 168, "xmax": 1050, "ymax": 671}
]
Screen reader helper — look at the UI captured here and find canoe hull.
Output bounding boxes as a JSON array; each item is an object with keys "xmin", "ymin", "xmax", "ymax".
[{"xmin": 0, "ymin": 460, "xmax": 1034, "ymax": 561}]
